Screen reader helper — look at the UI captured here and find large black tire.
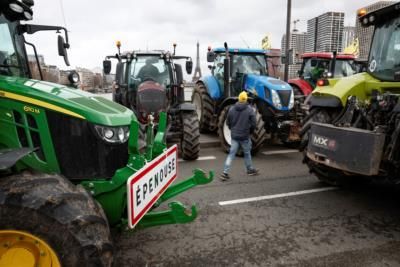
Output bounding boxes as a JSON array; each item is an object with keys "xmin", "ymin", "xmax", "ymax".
[
  {"xmin": 0, "ymin": 172, "xmax": 113, "ymax": 267},
  {"xmin": 218, "ymin": 104, "xmax": 266, "ymax": 156},
  {"xmin": 191, "ymin": 83, "xmax": 216, "ymax": 132},
  {"xmin": 300, "ymin": 108, "xmax": 344, "ymax": 185},
  {"xmin": 181, "ymin": 112, "xmax": 200, "ymax": 160}
]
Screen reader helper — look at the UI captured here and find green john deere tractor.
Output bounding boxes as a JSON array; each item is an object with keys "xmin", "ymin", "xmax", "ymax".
[
  {"xmin": 0, "ymin": 1, "xmax": 213, "ymax": 266},
  {"xmin": 301, "ymin": 2, "xmax": 400, "ymax": 185}
]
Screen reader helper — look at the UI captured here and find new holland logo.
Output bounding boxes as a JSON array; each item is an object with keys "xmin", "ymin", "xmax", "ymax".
[{"xmin": 312, "ymin": 134, "xmax": 336, "ymax": 150}]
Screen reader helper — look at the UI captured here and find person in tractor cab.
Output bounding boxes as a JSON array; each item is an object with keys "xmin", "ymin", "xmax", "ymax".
[
  {"xmin": 137, "ymin": 58, "xmax": 160, "ymax": 82},
  {"xmin": 234, "ymin": 56, "xmax": 247, "ymax": 73},
  {"xmin": 220, "ymin": 91, "xmax": 259, "ymax": 181},
  {"xmin": 310, "ymin": 60, "xmax": 328, "ymax": 87}
]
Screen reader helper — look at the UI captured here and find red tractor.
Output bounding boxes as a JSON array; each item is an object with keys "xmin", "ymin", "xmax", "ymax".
[{"xmin": 288, "ymin": 52, "xmax": 356, "ymax": 96}]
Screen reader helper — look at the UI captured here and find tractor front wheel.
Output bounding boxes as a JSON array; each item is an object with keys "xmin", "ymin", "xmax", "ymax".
[
  {"xmin": 181, "ymin": 112, "xmax": 200, "ymax": 160},
  {"xmin": 0, "ymin": 173, "xmax": 113, "ymax": 267},
  {"xmin": 218, "ymin": 104, "xmax": 266, "ymax": 156}
]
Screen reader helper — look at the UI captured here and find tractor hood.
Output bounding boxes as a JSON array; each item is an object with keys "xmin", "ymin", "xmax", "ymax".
[
  {"xmin": 244, "ymin": 74, "xmax": 292, "ymax": 94},
  {"xmin": 0, "ymin": 75, "xmax": 134, "ymax": 126},
  {"xmin": 312, "ymin": 72, "xmax": 400, "ymax": 106},
  {"xmin": 243, "ymin": 74, "xmax": 293, "ymax": 111}
]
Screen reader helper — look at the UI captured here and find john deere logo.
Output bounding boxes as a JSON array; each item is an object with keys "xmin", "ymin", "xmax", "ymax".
[{"xmin": 24, "ymin": 105, "xmax": 40, "ymax": 114}]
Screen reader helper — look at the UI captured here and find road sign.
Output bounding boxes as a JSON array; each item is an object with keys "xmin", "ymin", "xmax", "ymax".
[{"xmin": 127, "ymin": 145, "xmax": 178, "ymax": 228}]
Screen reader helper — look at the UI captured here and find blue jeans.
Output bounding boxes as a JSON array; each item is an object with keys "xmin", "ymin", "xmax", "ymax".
[{"xmin": 223, "ymin": 138, "xmax": 254, "ymax": 174}]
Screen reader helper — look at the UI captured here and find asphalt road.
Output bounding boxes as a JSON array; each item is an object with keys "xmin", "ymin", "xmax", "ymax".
[{"xmin": 113, "ymin": 142, "xmax": 400, "ymax": 267}]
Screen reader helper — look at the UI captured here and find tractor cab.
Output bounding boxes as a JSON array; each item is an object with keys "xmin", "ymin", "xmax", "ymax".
[
  {"xmin": 289, "ymin": 52, "xmax": 356, "ymax": 96},
  {"xmin": 207, "ymin": 47, "xmax": 274, "ymax": 98},
  {"xmin": 0, "ymin": 1, "xmax": 72, "ymax": 80},
  {"xmin": 104, "ymin": 49, "xmax": 193, "ymax": 123}
]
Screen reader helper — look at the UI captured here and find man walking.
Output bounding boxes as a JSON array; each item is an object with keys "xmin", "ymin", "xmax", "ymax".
[{"xmin": 221, "ymin": 91, "xmax": 259, "ymax": 181}]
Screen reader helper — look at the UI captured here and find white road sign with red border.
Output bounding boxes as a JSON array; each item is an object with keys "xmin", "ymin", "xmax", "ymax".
[{"xmin": 127, "ymin": 145, "xmax": 178, "ymax": 228}]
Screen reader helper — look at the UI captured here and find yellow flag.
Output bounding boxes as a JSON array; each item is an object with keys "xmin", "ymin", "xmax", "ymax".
[
  {"xmin": 262, "ymin": 35, "xmax": 272, "ymax": 50},
  {"xmin": 343, "ymin": 38, "xmax": 359, "ymax": 57}
]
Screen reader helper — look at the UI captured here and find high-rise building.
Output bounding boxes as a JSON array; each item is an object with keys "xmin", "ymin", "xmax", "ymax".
[
  {"xmin": 281, "ymin": 30, "xmax": 306, "ymax": 78},
  {"xmin": 306, "ymin": 17, "xmax": 318, "ymax": 52},
  {"xmin": 342, "ymin": 26, "xmax": 355, "ymax": 51},
  {"xmin": 355, "ymin": 1, "xmax": 395, "ymax": 60},
  {"xmin": 305, "ymin": 12, "xmax": 344, "ymax": 53}
]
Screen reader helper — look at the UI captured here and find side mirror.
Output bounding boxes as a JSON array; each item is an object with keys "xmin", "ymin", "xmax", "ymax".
[
  {"xmin": 186, "ymin": 60, "xmax": 193, "ymax": 74},
  {"xmin": 115, "ymin": 62, "xmax": 125, "ymax": 85},
  {"xmin": 57, "ymin": 35, "xmax": 70, "ymax": 66},
  {"xmin": 103, "ymin": 60, "xmax": 112, "ymax": 74},
  {"xmin": 207, "ymin": 51, "xmax": 216, "ymax": 62}
]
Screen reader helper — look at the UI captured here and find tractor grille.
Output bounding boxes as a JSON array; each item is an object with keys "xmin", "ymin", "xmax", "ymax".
[
  {"xmin": 264, "ymin": 87, "xmax": 271, "ymax": 100},
  {"xmin": 46, "ymin": 110, "xmax": 128, "ymax": 180},
  {"xmin": 278, "ymin": 90, "xmax": 291, "ymax": 107}
]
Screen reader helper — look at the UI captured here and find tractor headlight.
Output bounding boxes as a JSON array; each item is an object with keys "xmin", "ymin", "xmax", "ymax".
[
  {"xmin": 94, "ymin": 125, "xmax": 130, "ymax": 144},
  {"xmin": 68, "ymin": 71, "xmax": 80, "ymax": 84},
  {"xmin": 9, "ymin": 3, "xmax": 24, "ymax": 13},
  {"xmin": 271, "ymin": 90, "xmax": 282, "ymax": 109},
  {"xmin": 288, "ymin": 91, "xmax": 294, "ymax": 109}
]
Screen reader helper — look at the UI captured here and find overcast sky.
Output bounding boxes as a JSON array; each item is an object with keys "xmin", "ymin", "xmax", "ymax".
[{"xmin": 26, "ymin": 0, "xmax": 385, "ymax": 75}]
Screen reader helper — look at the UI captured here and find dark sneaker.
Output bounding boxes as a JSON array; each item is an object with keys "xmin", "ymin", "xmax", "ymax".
[
  {"xmin": 247, "ymin": 168, "xmax": 259, "ymax": 176},
  {"xmin": 220, "ymin": 172, "xmax": 230, "ymax": 181}
]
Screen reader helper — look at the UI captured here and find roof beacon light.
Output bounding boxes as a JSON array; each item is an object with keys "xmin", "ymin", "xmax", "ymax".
[
  {"xmin": 116, "ymin": 40, "xmax": 121, "ymax": 49},
  {"xmin": 207, "ymin": 46, "xmax": 212, "ymax": 52},
  {"xmin": 358, "ymin": 8, "xmax": 367, "ymax": 17}
]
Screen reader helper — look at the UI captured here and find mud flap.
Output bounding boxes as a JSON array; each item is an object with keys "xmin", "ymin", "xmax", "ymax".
[
  {"xmin": 0, "ymin": 148, "xmax": 36, "ymax": 170},
  {"xmin": 307, "ymin": 122, "xmax": 385, "ymax": 176}
]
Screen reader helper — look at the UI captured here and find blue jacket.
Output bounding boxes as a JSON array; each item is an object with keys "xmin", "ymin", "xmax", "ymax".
[{"xmin": 227, "ymin": 103, "xmax": 256, "ymax": 141}]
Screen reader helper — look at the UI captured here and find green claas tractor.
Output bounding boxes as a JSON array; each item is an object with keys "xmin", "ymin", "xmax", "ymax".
[
  {"xmin": 301, "ymin": 2, "xmax": 400, "ymax": 185},
  {"xmin": 103, "ymin": 44, "xmax": 200, "ymax": 160},
  {"xmin": 0, "ymin": 1, "xmax": 213, "ymax": 266}
]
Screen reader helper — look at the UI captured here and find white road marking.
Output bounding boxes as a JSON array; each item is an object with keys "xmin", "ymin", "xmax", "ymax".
[
  {"xmin": 262, "ymin": 149, "xmax": 299, "ymax": 155},
  {"xmin": 178, "ymin": 156, "xmax": 216, "ymax": 162},
  {"xmin": 218, "ymin": 187, "xmax": 338, "ymax": 206}
]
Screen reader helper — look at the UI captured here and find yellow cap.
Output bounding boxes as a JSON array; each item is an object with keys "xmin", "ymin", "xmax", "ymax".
[{"xmin": 238, "ymin": 91, "xmax": 248, "ymax": 103}]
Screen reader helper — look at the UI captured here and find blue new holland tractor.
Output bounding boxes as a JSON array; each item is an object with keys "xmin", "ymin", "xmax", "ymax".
[{"xmin": 192, "ymin": 43, "xmax": 301, "ymax": 154}]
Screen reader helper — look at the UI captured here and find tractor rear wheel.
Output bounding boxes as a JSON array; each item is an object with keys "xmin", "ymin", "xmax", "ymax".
[
  {"xmin": 181, "ymin": 112, "xmax": 200, "ymax": 160},
  {"xmin": 0, "ymin": 172, "xmax": 113, "ymax": 267},
  {"xmin": 218, "ymin": 104, "xmax": 266, "ymax": 156},
  {"xmin": 192, "ymin": 83, "xmax": 215, "ymax": 132}
]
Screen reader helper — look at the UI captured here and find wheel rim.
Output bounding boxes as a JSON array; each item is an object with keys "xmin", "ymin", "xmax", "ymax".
[
  {"xmin": 223, "ymin": 117, "xmax": 232, "ymax": 146},
  {"xmin": 0, "ymin": 230, "xmax": 61, "ymax": 267},
  {"xmin": 192, "ymin": 93, "xmax": 202, "ymax": 121}
]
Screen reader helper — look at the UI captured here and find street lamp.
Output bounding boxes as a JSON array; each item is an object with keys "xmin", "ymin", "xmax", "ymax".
[{"xmin": 284, "ymin": 0, "xmax": 291, "ymax": 82}]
